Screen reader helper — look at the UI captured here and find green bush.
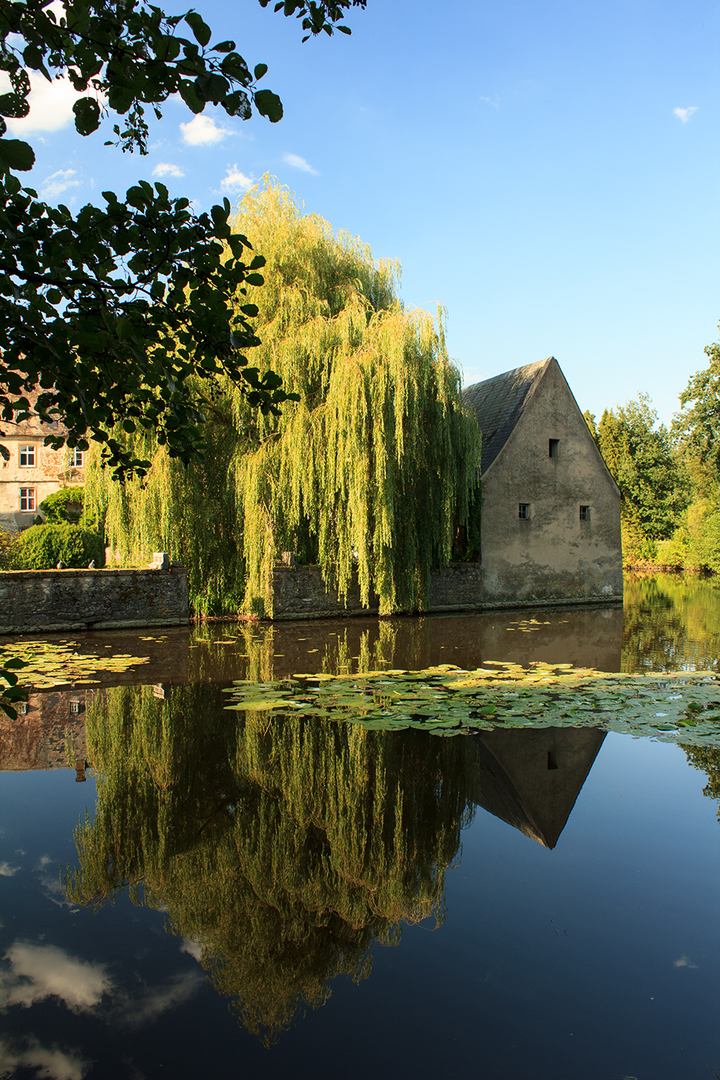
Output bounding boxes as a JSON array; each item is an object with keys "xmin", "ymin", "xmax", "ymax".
[
  {"xmin": 0, "ymin": 530, "xmax": 21, "ymax": 570},
  {"xmin": 39, "ymin": 486, "xmax": 84, "ymax": 523},
  {"xmin": 17, "ymin": 523, "xmax": 105, "ymax": 569}
]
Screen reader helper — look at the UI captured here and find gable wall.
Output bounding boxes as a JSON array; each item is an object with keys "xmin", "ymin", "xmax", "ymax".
[{"xmin": 480, "ymin": 360, "xmax": 622, "ymax": 602}]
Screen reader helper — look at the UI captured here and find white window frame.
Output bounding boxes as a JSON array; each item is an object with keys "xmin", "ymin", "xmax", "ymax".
[
  {"xmin": 20, "ymin": 488, "xmax": 36, "ymax": 511},
  {"xmin": 71, "ymin": 448, "xmax": 84, "ymax": 467},
  {"xmin": 19, "ymin": 445, "xmax": 36, "ymax": 467}
]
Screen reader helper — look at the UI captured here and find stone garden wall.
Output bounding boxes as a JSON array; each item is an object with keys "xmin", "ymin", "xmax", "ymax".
[{"xmin": 0, "ymin": 567, "xmax": 189, "ymax": 634}]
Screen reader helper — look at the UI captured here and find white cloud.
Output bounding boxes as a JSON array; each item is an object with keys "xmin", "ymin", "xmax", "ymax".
[
  {"xmin": 0, "ymin": 943, "xmax": 114, "ymax": 1012},
  {"xmin": 0, "ymin": 1036, "xmax": 89, "ymax": 1080},
  {"xmin": 40, "ymin": 169, "xmax": 81, "ymax": 200},
  {"xmin": 0, "ymin": 862, "xmax": 20, "ymax": 877},
  {"xmin": 480, "ymin": 95, "xmax": 500, "ymax": 108},
  {"xmin": 673, "ymin": 954, "xmax": 698, "ymax": 968},
  {"xmin": 180, "ymin": 114, "xmax": 231, "ymax": 145},
  {"xmin": 151, "ymin": 162, "xmax": 185, "ymax": 179},
  {"xmin": 282, "ymin": 152, "xmax": 318, "ymax": 175},
  {"xmin": 220, "ymin": 165, "xmax": 254, "ymax": 193},
  {"xmin": 3, "ymin": 69, "xmax": 100, "ymax": 136},
  {"xmin": 673, "ymin": 106, "xmax": 698, "ymax": 123}
]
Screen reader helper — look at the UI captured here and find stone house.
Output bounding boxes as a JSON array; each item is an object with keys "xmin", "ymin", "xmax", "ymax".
[
  {"xmin": 0, "ymin": 402, "xmax": 84, "ymax": 533},
  {"xmin": 462, "ymin": 357, "xmax": 622, "ymax": 605}
]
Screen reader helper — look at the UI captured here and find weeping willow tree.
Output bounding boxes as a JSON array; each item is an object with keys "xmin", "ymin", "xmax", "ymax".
[
  {"xmin": 87, "ymin": 179, "xmax": 481, "ymax": 615},
  {"xmin": 64, "ymin": 683, "xmax": 475, "ymax": 1041}
]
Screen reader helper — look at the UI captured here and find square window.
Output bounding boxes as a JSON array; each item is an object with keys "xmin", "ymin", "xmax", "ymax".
[
  {"xmin": 71, "ymin": 448, "xmax": 84, "ymax": 467},
  {"xmin": 579, "ymin": 505, "xmax": 590, "ymax": 521},
  {"xmin": 549, "ymin": 439, "xmax": 559, "ymax": 458},
  {"xmin": 518, "ymin": 503, "xmax": 529, "ymax": 519},
  {"xmin": 20, "ymin": 488, "xmax": 36, "ymax": 512},
  {"xmin": 19, "ymin": 445, "xmax": 36, "ymax": 467}
]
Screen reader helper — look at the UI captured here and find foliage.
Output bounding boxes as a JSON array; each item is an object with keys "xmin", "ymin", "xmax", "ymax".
[
  {"xmin": 594, "ymin": 394, "xmax": 684, "ymax": 563},
  {"xmin": 65, "ymin": 681, "xmax": 471, "ymax": 1041},
  {"xmin": 92, "ymin": 182, "xmax": 482, "ymax": 616},
  {"xmin": 684, "ymin": 745, "xmax": 720, "ymax": 821},
  {"xmin": 672, "ymin": 336, "xmax": 720, "ymax": 497},
  {"xmin": 39, "ymin": 486, "xmax": 84, "ymax": 523},
  {"xmin": 0, "ymin": 527, "xmax": 21, "ymax": 569},
  {"xmin": 16, "ymin": 521, "xmax": 105, "ymax": 568},
  {"xmin": 0, "ymin": 656, "xmax": 27, "ymax": 719},
  {"xmin": 0, "ymin": 0, "xmax": 367, "ymax": 476}
]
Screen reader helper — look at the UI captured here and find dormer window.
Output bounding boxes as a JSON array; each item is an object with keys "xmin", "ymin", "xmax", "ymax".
[{"xmin": 549, "ymin": 439, "xmax": 559, "ymax": 458}]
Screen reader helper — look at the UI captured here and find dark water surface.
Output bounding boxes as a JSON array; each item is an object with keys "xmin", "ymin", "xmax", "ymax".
[{"xmin": 1, "ymin": 573, "xmax": 719, "ymax": 1079}]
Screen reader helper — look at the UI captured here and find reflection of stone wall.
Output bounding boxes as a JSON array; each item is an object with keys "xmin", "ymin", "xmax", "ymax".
[{"xmin": 0, "ymin": 567, "xmax": 188, "ymax": 633}]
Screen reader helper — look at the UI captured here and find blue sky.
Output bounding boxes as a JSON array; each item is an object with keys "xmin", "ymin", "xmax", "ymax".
[{"xmin": 8, "ymin": 0, "xmax": 719, "ymax": 426}]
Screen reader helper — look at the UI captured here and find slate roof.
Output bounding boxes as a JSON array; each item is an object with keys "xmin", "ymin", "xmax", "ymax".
[{"xmin": 463, "ymin": 358, "xmax": 553, "ymax": 475}]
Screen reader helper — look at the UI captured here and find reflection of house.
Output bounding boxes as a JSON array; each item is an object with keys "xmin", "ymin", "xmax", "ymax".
[
  {"xmin": 463, "ymin": 358, "xmax": 622, "ymax": 605},
  {"xmin": 464, "ymin": 727, "xmax": 606, "ymax": 848},
  {"xmin": 0, "ymin": 397, "xmax": 84, "ymax": 533}
]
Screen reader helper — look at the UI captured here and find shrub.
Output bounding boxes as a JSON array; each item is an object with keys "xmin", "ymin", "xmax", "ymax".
[
  {"xmin": 0, "ymin": 530, "xmax": 21, "ymax": 570},
  {"xmin": 17, "ymin": 523, "xmax": 105, "ymax": 569},
  {"xmin": 39, "ymin": 486, "xmax": 84, "ymax": 523}
]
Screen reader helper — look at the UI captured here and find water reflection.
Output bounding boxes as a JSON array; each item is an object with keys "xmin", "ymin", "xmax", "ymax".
[
  {"xmin": 622, "ymin": 571, "xmax": 720, "ymax": 672},
  {"xmin": 60, "ymin": 684, "xmax": 608, "ymax": 1039}
]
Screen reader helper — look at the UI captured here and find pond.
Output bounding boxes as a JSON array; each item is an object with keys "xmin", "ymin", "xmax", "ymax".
[{"xmin": 1, "ymin": 572, "xmax": 719, "ymax": 1080}]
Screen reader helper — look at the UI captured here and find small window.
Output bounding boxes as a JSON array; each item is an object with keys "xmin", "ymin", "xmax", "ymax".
[
  {"xmin": 518, "ymin": 503, "xmax": 529, "ymax": 520},
  {"xmin": 69, "ymin": 700, "xmax": 82, "ymax": 715},
  {"xmin": 19, "ymin": 445, "xmax": 36, "ymax": 467},
  {"xmin": 20, "ymin": 488, "xmax": 36, "ymax": 512},
  {"xmin": 549, "ymin": 439, "xmax": 559, "ymax": 458},
  {"xmin": 579, "ymin": 505, "xmax": 590, "ymax": 522},
  {"xmin": 71, "ymin": 448, "xmax": 84, "ymax": 467}
]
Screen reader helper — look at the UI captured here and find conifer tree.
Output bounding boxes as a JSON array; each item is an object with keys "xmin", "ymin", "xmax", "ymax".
[{"xmin": 90, "ymin": 180, "xmax": 481, "ymax": 615}]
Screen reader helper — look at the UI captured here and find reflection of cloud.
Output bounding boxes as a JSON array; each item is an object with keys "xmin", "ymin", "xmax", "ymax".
[
  {"xmin": 0, "ymin": 1036, "xmax": 89, "ymax": 1080},
  {"xmin": 0, "ymin": 943, "xmax": 113, "ymax": 1012},
  {"xmin": 180, "ymin": 114, "xmax": 231, "ymax": 145},
  {"xmin": 110, "ymin": 970, "xmax": 204, "ymax": 1029},
  {"xmin": 0, "ymin": 861, "xmax": 20, "ymax": 877},
  {"xmin": 673, "ymin": 106, "xmax": 698, "ymax": 123},
  {"xmin": 282, "ymin": 152, "xmax": 318, "ymax": 175},
  {"xmin": 180, "ymin": 939, "xmax": 202, "ymax": 962},
  {"xmin": 220, "ymin": 165, "xmax": 254, "ymax": 193},
  {"xmin": 35, "ymin": 857, "xmax": 74, "ymax": 908},
  {"xmin": 152, "ymin": 162, "xmax": 185, "ymax": 178},
  {"xmin": 673, "ymin": 954, "xmax": 698, "ymax": 968},
  {"xmin": 40, "ymin": 168, "xmax": 81, "ymax": 200}
]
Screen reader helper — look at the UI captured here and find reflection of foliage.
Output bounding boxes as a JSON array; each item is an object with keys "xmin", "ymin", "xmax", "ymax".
[
  {"xmin": 684, "ymin": 746, "xmax": 720, "ymax": 821},
  {"xmin": 622, "ymin": 572, "xmax": 720, "ymax": 673},
  {"xmin": 65, "ymin": 684, "xmax": 473, "ymax": 1041}
]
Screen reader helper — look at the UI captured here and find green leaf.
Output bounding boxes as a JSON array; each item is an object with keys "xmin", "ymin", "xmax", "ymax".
[
  {"xmin": 213, "ymin": 40, "xmax": 236, "ymax": 53},
  {"xmin": 0, "ymin": 93, "xmax": 30, "ymax": 120},
  {"xmin": 254, "ymin": 63, "xmax": 268, "ymax": 80},
  {"xmin": 0, "ymin": 138, "xmax": 35, "ymax": 172},
  {"xmin": 73, "ymin": 97, "xmax": 101, "ymax": 136},
  {"xmin": 254, "ymin": 89, "xmax": 283, "ymax": 122},
  {"xmin": 178, "ymin": 80, "xmax": 204, "ymax": 114},
  {"xmin": 185, "ymin": 12, "xmax": 212, "ymax": 46}
]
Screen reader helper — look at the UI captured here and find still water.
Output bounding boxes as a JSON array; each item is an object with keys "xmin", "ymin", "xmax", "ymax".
[{"xmin": 1, "ymin": 572, "xmax": 719, "ymax": 1079}]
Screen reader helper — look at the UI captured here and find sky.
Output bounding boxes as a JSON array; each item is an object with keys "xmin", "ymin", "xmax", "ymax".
[{"xmin": 7, "ymin": 0, "xmax": 720, "ymax": 426}]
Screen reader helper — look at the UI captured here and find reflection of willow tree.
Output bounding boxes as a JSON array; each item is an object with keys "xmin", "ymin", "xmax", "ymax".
[
  {"xmin": 684, "ymin": 746, "xmax": 720, "ymax": 822},
  {"xmin": 622, "ymin": 572, "xmax": 720, "ymax": 671},
  {"xmin": 66, "ymin": 685, "xmax": 474, "ymax": 1041}
]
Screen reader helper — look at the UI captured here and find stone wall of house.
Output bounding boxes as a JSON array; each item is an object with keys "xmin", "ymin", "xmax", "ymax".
[
  {"xmin": 479, "ymin": 361, "xmax": 623, "ymax": 605},
  {"xmin": 0, "ymin": 567, "xmax": 188, "ymax": 633}
]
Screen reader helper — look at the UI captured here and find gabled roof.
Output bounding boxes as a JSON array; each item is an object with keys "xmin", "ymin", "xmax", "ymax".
[{"xmin": 463, "ymin": 358, "xmax": 553, "ymax": 475}]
